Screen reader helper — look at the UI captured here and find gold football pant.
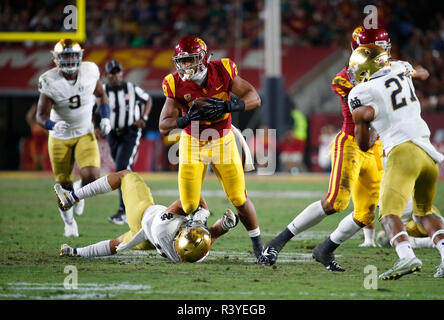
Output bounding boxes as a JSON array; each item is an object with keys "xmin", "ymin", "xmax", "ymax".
[
  {"xmin": 326, "ymin": 131, "xmax": 383, "ymax": 226},
  {"xmin": 120, "ymin": 172, "xmax": 155, "ymax": 250},
  {"xmin": 48, "ymin": 133, "xmax": 100, "ymax": 183},
  {"xmin": 178, "ymin": 130, "xmax": 246, "ymax": 214},
  {"xmin": 379, "ymin": 141, "xmax": 438, "ymax": 220}
]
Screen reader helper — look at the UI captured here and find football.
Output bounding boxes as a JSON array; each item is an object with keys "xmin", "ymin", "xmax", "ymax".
[{"xmin": 191, "ymin": 97, "xmax": 213, "ymax": 110}]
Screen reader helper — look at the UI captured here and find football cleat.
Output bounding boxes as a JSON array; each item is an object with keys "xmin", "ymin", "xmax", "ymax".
[
  {"xmin": 221, "ymin": 209, "xmax": 239, "ymax": 231},
  {"xmin": 312, "ymin": 244, "xmax": 346, "ymax": 272},
  {"xmin": 108, "ymin": 210, "xmax": 127, "ymax": 225},
  {"xmin": 433, "ymin": 262, "xmax": 444, "ymax": 278},
  {"xmin": 64, "ymin": 219, "xmax": 79, "ymax": 237},
  {"xmin": 359, "ymin": 241, "xmax": 377, "ymax": 248},
  {"xmin": 326, "ymin": 260, "xmax": 346, "ymax": 272},
  {"xmin": 376, "ymin": 230, "xmax": 391, "ymax": 248},
  {"xmin": 257, "ymin": 246, "xmax": 279, "ymax": 266},
  {"xmin": 73, "ymin": 180, "xmax": 85, "ymax": 216},
  {"xmin": 379, "ymin": 257, "xmax": 422, "ymax": 280},
  {"xmin": 54, "ymin": 183, "xmax": 78, "ymax": 211},
  {"xmin": 60, "ymin": 244, "xmax": 78, "ymax": 257}
]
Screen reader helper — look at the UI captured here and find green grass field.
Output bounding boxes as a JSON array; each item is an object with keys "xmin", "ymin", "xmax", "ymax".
[{"xmin": 1, "ymin": 172, "xmax": 443, "ymax": 300}]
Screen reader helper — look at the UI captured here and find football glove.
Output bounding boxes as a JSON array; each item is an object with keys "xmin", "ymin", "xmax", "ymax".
[
  {"xmin": 176, "ymin": 103, "xmax": 206, "ymax": 129},
  {"xmin": 191, "ymin": 207, "xmax": 211, "ymax": 225},
  {"xmin": 100, "ymin": 118, "xmax": 111, "ymax": 136},
  {"xmin": 53, "ymin": 121, "xmax": 70, "ymax": 135},
  {"xmin": 206, "ymin": 96, "xmax": 246, "ymax": 114},
  {"xmin": 221, "ymin": 209, "xmax": 239, "ymax": 231}
]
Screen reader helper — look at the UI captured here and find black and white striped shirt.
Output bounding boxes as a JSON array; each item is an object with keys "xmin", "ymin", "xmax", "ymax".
[{"xmin": 104, "ymin": 81, "xmax": 150, "ymax": 130}]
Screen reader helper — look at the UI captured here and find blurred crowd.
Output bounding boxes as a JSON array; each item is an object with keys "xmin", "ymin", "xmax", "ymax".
[{"xmin": 1, "ymin": 0, "xmax": 444, "ymax": 110}]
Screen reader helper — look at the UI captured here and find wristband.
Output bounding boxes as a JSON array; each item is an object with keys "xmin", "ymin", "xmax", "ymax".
[
  {"xmin": 176, "ymin": 116, "xmax": 190, "ymax": 129},
  {"xmin": 143, "ymin": 115, "xmax": 149, "ymax": 121},
  {"xmin": 44, "ymin": 119, "xmax": 56, "ymax": 130},
  {"xmin": 99, "ymin": 103, "xmax": 110, "ymax": 119}
]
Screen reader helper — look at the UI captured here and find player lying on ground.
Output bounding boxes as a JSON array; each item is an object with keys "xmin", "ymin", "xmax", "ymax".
[{"xmin": 55, "ymin": 170, "xmax": 238, "ymax": 262}]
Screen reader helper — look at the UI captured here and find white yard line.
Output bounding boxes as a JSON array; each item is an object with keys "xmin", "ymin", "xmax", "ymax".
[{"xmin": 105, "ymin": 189, "xmax": 324, "ymax": 199}]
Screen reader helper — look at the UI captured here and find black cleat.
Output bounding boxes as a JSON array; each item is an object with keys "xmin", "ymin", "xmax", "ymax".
[
  {"xmin": 312, "ymin": 244, "xmax": 346, "ymax": 272},
  {"xmin": 326, "ymin": 260, "xmax": 346, "ymax": 272},
  {"xmin": 257, "ymin": 246, "xmax": 279, "ymax": 266},
  {"xmin": 108, "ymin": 210, "xmax": 127, "ymax": 225}
]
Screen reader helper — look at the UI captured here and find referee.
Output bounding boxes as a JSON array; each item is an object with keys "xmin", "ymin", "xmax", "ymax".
[{"xmin": 103, "ymin": 60, "xmax": 153, "ymax": 224}]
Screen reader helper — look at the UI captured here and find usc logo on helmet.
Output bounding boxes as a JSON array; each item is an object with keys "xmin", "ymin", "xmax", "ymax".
[
  {"xmin": 352, "ymin": 26, "xmax": 365, "ymax": 41},
  {"xmin": 195, "ymin": 38, "xmax": 207, "ymax": 51}
]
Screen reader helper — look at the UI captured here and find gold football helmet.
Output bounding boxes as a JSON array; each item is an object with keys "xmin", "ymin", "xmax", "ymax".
[
  {"xmin": 347, "ymin": 44, "xmax": 390, "ymax": 85},
  {"xmin": 174, "ymin": 222, "xmax": 211, "ymax": 263},
  {"xmin": 51, "ymin": 39, "xmax": 84, "ymax": 75}
]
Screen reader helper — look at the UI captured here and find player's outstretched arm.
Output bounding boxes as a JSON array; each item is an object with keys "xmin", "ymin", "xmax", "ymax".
[
  {"xmin": 412, "ymin": 65, "xmax": 430, "ymax": 81},
  {"xmin": 94, "ymin": 80, "xmax": 111, "ymax": 136}
]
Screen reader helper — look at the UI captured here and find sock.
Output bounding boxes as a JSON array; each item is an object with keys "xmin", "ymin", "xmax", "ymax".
[
  {"xmin": 363, "ymin": 227, "xmax": 375, "ymax": 244},
  {"xmin": 435, "ymin": 238, "xmax": 444, "ymax": 263},
  {"xmin": 74, "ymin": 176, "xmax": 112, "ymax": 200},
  {"xmin": 330, "ymin": 213, "xmax": 362, "ymax": 244},
  {"xmin": 267, "ymin": 228, "xmax": 294, "ymax": 252},
  {"xmin": 287, "ymin": 200, "xmax": 327, "ymax": 235},
  {"xmin": 409, "ymin": 236, "xmax": 435, "ymax": 249},
  {"xmin": 248, "ymin": 228, "xmax": 263, "ymax": 256},
  {"xmin": 76, "ymin": 240, "xmax": 111, "ymax": 257},
  {"xmin": 59, "ymin": 207, "xmax": 74, "ymax": 224},
  {"xmin": 395, "ymin": 241, "xmax": 416, "ymax": 260},
  {"xmin": 319, "ymin": 236, "xmax": 340, "ymax": 253}
]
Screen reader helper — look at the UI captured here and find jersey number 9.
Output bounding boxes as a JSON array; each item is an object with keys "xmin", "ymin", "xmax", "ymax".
[{"xmin": 68, "ymin": 95, "xmax": 81, "ymax": 109}]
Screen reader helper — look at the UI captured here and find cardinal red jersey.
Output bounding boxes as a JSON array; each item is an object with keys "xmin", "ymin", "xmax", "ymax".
[
  {"xmin": 162, "ymin": 58, "xmax": 239, "ymax": 140},
  {"xmin": 331, "ymin": 67, "xmax": 355, "ymax": 136}
]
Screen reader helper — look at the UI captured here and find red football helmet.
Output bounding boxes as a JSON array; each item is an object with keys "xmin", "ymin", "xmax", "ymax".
[
  {"xmin": 351, "ymin": 25, "xmax": 391, "ymax": 55},
  {"xmin": 173, "ymin": 36, "xmax": 210, "ymax": 81}
]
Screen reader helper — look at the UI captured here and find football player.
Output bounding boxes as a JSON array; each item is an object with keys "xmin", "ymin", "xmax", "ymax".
[
  {"xmin": 348, "ymin": 44, "xmax": 444, "ymax": 279},
  {"xmin": 36, "ymin": 39, "xmax": 111, "ymax": 237},
  {"xmin": 158, "ymin": 36, "xmax": 264, "ymax": 258},
  {"xmin": 56, "ymin": 170, "xmax": 239, "ymax": 262},
  {"xmin": 258, "ymin": 25, "xmax": 429, "ymax": 270}
]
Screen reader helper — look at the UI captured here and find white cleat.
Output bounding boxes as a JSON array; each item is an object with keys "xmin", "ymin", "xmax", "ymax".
[
  {"xmin": 434, "ymin": 262, "xmax": 444, "ymax": 278},
  {"xmin": 73, "ymin": 180, "xmax": 84, "ymax": 216},
  {"xmin": 54, "ymin": 183, "xmax": 78, "ymax": 211},
  {"xmin": 64, "ymin": 219, "xmax": 79, "ymax": 237},
  {"xmin": 359, "ymin": 241, "xmax": 377, "ymax": 248}
]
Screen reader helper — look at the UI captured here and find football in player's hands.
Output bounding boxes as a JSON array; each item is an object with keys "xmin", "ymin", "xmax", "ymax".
[{"xmin": 190, "ymin": 97, "xmax": 226, "ymax": 122}]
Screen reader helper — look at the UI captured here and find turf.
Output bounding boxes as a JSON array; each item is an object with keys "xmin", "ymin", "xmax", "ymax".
[{"xmin": 0, "ymin": 172, "xmax": 443, "ymax": 300}]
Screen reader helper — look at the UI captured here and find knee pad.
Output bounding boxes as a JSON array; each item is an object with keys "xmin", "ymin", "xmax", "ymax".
[{"xmin": 230, "ymin": 194, "xmax": 247, "ymax": 208}]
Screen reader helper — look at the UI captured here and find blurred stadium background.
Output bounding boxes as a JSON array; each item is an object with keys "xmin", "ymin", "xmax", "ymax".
[{"xmin": 1, "ymin": 0, "xmax": 443, "ymax": 178}]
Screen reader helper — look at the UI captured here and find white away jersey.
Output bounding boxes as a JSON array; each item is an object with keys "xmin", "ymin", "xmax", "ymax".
[
  {"xmin": 141, "ymin": 205, "xmax": 187, "ymax": 262},
  {"xmin": 348, "ymin": 61, "xmax": 444, "ymax": 163},
  {"xmin": 38, "ymin": 61, "xmax": 100, "ymax": 139}
]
